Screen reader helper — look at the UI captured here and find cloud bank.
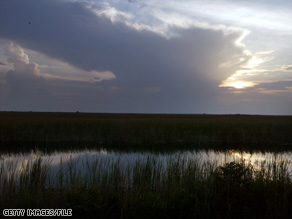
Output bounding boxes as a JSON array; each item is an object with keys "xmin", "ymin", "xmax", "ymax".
[{"xmin": 0, "ymin": 0, "xmax": 291, "ymax": 114}]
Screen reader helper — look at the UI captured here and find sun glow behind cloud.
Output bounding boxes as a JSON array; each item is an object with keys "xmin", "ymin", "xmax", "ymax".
[
  {"xmin": 219, "ymin": 50, "xmax": 280, "ymax": 89},
  {"xmin": 0, "ymin": 0, "xmax": 291, "ymax": 114},
  {"xmin": 220, "ymin": 81, "xmax": 257, "ymax": 89}
]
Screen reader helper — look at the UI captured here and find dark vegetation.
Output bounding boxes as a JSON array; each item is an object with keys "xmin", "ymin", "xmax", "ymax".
[
  {"xmin": 0, "ymin": 111, "xmax": 292, "ymax": 152},
  {"xmin": 0, "ymin": 111, "xmax": 292, "ymax": 218},
  {"xmin": 1, "ymin": 157, "xmax": 291, "ymax": 218}
]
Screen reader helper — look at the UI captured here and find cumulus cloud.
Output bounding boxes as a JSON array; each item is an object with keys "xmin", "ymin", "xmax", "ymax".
[
  {"xmin": 5, "ymin": 42, "xmax": 40, "ymax": 77},
  {"xmin": 0, "ymin": 0, "xmax": 252, "ymax": 112},
  {"xmin": 2, "ymin": 42, "xmax": 56, "ymax": 110},
  {"xmin": 1, "ymin": 0, "xmax": 289, "ymax": 114},
  {"xmin": 1, "ymin": 41, "xmax": 119, "ymax": 111}
]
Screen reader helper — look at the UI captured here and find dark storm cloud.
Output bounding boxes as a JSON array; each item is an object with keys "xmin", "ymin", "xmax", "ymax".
[{"xmin": 0, "ymin": 0, "xmax": 249, "ymax": 113}]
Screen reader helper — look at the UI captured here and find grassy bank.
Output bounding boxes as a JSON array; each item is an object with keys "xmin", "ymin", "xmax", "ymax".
[
  {"xmin": 1, "ymin": 156, "xmax": 291, "ymax": 218},
  {"xmin": 0, "ymin": 112, "xmax": 292, "ymax": 152}
]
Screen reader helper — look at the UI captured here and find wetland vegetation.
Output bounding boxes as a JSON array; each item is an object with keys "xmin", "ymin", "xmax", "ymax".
[
  {"xmin": 1, "ymin": 152, "xmax": 291, "ymax": 218},
  {"xmin": 0, "ymin": 112, "xmax": 292, "ymax": 218},
  {"xmin": 1, "ymin": 112, "xmax": 292, "ymax": 152}
]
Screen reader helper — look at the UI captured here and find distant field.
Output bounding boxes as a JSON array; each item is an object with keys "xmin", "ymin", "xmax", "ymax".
[{"xmin": 0, "ymin": 112, "xmax": 291, "ymax": 151}]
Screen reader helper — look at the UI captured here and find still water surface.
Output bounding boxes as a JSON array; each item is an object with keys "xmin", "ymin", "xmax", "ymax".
[{"xmin": 2, "ymin": 149, "xmax": 292, "ymax": 179}]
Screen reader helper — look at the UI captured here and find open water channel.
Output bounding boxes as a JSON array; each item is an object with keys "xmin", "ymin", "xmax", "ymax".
[{"xmin": 1, "ymin": 149, "xmax": 292, "ymax": 186}]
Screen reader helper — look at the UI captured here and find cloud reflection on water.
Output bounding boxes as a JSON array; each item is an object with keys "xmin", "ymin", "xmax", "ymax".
[{"xmin": 2, "ymin": 149, "xmax": 292, "ymax": 179}]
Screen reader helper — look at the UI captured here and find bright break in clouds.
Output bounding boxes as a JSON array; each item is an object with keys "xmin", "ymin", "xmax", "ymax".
[{"xmin": 0, "ymin": 0, "xmax": 291, "ymax": 114}]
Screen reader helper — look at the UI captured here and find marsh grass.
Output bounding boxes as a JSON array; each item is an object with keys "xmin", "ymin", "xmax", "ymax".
[
  {"xmin": 0, "ymin": 155, "xmax": 291, "ymax": 218},
  {"xmin": 1, "ymin": 112, "xmax": 292, "ymax": 152}
]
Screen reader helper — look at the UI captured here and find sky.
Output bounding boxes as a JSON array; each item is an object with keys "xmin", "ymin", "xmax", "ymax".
[{"xmin": 0, "ymin": 0, "xmax": 291, "ymax": 115}]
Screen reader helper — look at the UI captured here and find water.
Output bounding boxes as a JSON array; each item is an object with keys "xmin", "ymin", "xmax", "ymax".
[{"xmin": 1, "ymin": 149, "xmax": 292, "ymax": 183}]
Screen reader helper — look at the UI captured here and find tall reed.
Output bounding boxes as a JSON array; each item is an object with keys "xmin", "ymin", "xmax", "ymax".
[{"xmin": 1, "ymin": 154, "xmax": 291, "ymax": 218}]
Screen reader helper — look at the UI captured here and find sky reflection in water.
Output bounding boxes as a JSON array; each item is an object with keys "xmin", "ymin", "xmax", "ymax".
[{"xmin": 1, "ymin": 149, "xmax": 292, "ymax": 178}]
